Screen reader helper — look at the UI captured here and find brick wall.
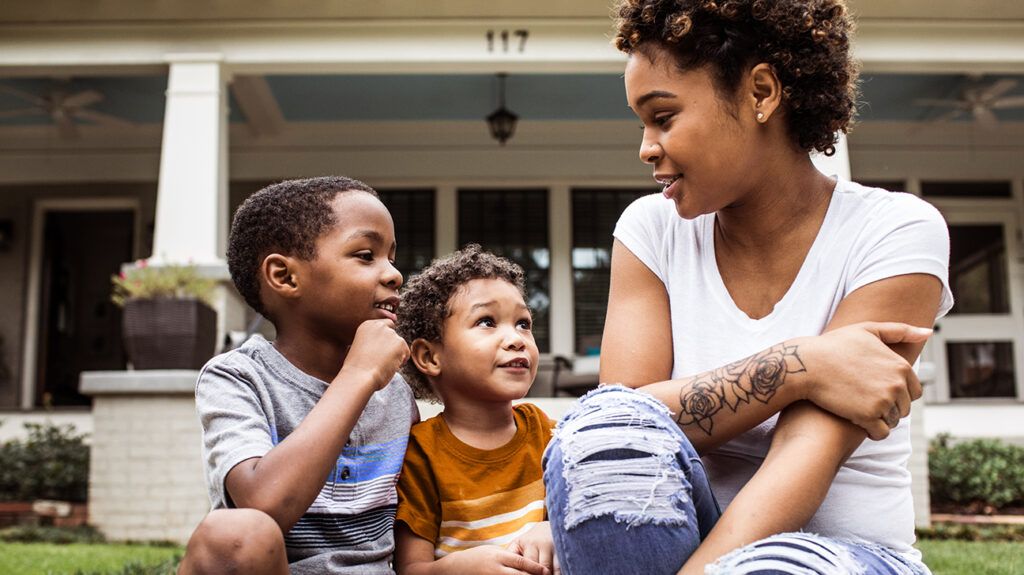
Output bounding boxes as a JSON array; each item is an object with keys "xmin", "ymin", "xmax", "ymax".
[{"xmin": 81, "ymin": 371, "xmax": 208, "ymax": 544}]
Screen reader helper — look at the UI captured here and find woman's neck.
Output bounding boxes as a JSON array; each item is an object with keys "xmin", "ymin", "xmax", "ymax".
[{"xmin": 715, "ymin": 154, "xmax": 835, "ymax": 253}]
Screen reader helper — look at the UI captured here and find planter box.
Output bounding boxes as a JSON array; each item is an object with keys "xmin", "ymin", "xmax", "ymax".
[{"xmin": 123, "ymin": 298, "xmax": 217, "ymax": 369}]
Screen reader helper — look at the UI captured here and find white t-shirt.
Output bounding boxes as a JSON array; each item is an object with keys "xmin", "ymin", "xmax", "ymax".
[{"xmin": 613, "ymin": 179, "xmax": 953, "ymax": 558}]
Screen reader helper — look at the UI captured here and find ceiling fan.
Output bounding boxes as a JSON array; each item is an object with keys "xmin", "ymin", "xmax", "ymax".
[
  {"xmin": 0, "ymin": 82, "xmax": 134, "ymax": 139},
  {"xmin": 914, "ymin": 76, "xmax": 1024, "ymax": 127}
]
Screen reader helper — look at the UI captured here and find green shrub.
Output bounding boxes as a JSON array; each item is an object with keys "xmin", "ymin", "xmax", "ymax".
[
  {"xmin": 0, "ymin": 525, "xmax": 105, "ymax": 544},
  {"xmin": 929, "ymin": 434, "xmax": 1024, "ymax": 511},
  {"xmin": 0, "ymin": 423, "xmax": 89, "ymax": 502}
]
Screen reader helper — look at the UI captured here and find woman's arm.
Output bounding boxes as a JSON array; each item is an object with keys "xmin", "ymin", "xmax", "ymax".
[
  {"xmin": 604, "ymin": 241, "xmax": 929, "ymax": 452},
  {"xmin": 678, "ymin": 273, "xmax": 943, "ymax": 574}
]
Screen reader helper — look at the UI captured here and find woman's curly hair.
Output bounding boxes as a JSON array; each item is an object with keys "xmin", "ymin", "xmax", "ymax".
[
  {"xmin": 396, "ymin": 244, "xmax": 527, "ymax": 403},
  {"xmin": 615, "ymin": 0, "xmax": 859, "ymax": 155}
]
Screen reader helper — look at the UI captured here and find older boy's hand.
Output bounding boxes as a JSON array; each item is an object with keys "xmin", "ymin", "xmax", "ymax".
[
  {"xmin": 441, "ymin": 545, "xmax": 549, "ymax": 575},
  {"xmin": 340, "ymin": 319, "xmax": 410, "ymax": 391},
  {"xmin": 506, "ymin": 522, "xmax": 560, "ymax": 575}
]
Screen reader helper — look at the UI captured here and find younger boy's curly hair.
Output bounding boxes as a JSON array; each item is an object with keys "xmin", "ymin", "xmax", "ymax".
[
  {"xmin": 227, "ymin": 176, "xmax": 377, "ymax": 319},
  {"xmin": 614, "ymin": 0, "xmax": 859, "ymax": 155},
  {"xmin": 397, "ymin": 244, "xmax": 527, "ymax": 403}
]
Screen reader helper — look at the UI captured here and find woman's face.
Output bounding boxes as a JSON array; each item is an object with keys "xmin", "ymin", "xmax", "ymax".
[{"xmin": 625, "ymin": 47, "xmax": 760, "ymax": 219}]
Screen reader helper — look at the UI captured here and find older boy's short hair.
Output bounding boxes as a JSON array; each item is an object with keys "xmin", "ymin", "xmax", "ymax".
[
  {"xmin": 227, "ymin": 176, "xmax": 377, "ymax": 319},
  {"xmin": 397, "ymin": 244, "xmax": 527, "ymax": 402}
]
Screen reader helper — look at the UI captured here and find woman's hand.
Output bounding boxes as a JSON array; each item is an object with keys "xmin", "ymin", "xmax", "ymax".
[{"xmin": 801, "ymin": 321, "xmax": 931, "ymax": 440}]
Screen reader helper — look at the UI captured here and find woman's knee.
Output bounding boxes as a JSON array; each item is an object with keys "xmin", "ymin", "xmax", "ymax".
[
  {"xmin": 180, "ymin": 509, "xmax": 286, "ymax": 575},
  {"xmin": 545, "ymin": 385, "xmax": 699, "ymax": 530}
]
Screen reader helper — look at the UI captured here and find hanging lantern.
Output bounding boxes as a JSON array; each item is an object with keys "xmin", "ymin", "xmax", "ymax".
[{"xmin": 486, "ymin": 73, "xmax": 518, "ymax": 145}]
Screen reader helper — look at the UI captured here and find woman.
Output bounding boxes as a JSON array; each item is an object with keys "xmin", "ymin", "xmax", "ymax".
[{"xmin": 543, "ymin": 1, "xmax": 952, "ymax": 574}]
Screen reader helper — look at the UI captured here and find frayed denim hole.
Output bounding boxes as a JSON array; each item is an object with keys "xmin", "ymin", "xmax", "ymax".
[{"xmin": 557, "ymin": 402, "xmax": 691, "ymax": 531}]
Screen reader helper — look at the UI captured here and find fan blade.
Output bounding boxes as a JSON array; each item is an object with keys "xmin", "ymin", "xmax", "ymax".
[
  {"xmin": 55, "ymin": 113, "xmax": 78, "ymax": 139},
  {"xmin": 935, "ymin": 108, "xmax": 965, "ymax": 123},
  {"xmin": 913, "ymin": 99, "xmax": 968, "ymax": 108},
  {"xmin": 0, "ymin": 107, "xmax": 44, "ymax": 119},
  {"xmin": 973, "ymin": 106, "xmax": 998, "ymax": 127},
  {"xmin": 978, "ymin": 79, "xmax": 1017, "ymax": 103},
  {"xmin": 0, "ymin": 85, "xmax": 48, "ymax": 107},
  {"xmin": 74, "ymin": 108, "xmax": 133, "ymax": 128},
  {"xmin": 61, "ymin": 89, "xmax": 104, "ymax": 109},
  {"xmin": 992, "ymin": 96, "xmax": 1024, "ymax": 110}
]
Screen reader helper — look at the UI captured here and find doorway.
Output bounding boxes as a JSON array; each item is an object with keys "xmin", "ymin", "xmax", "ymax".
[{"xmin": 33, "ymin": 209, "xmax": 135, "ymax": 407}]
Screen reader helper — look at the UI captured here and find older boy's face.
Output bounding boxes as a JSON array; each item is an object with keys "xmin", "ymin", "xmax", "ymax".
[
  {"xmin": 434, "ymin": 278, "xmax": 539, "ymax": 404},
  {"xmin": 301, "ymin": 191, "xmax": 402, "ymax": 344}
]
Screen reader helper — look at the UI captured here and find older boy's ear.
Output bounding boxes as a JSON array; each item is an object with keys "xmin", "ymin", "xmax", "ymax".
[
  {"xmin": 262, "ymin": 253, "xmax": 300, "ymax": 299},
  {"xmin": 747, "ymin": 62, "xmax": 782, "ymax": 123},
  {"xmin": 410, "ymin": 339, "xmax": 442, "ymax": 378}
]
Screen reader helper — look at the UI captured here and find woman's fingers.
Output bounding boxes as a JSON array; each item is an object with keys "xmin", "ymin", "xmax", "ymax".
[{"xmin": 862, "ymin": 321, "xmax": 933, "ymax": 344}]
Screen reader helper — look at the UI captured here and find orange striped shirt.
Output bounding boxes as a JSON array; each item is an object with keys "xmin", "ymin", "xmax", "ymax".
[{"xmin": 396, "ymin": 403, "xmax": 554, "ymax": 557}]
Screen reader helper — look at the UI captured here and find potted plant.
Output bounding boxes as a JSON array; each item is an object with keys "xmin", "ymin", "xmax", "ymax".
[{"xmin": 111, "ymin": 259, "xmax": 217, "ymax": 369}]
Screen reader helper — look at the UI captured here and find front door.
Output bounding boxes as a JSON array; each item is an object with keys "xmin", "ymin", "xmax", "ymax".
[{"xmin": 35, "ymin": 210, "xmax": 134, "ymax": 407}]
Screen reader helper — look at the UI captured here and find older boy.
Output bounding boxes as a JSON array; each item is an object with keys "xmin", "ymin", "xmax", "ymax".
[
  {"xmin": 393, "ymin": 245, "xmax": 557, "ymax": 575},
  {"xmin": 179, "ymin": 177, "xmax": 415, "ymax": 575}
]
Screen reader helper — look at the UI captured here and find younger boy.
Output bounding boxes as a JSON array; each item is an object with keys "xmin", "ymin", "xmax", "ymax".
[
  {"xmin": 179, "ymin": 176, "xmax": 416, "ymax": 575},
  {"xmin": 393, "ymin": 245, "xmax": 557, "ymax": 575}
]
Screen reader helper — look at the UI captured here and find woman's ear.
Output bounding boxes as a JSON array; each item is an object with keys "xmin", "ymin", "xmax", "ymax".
[
  {"xmin": 410, "ymin": 339, "xmax": 442, "ymax": 378},
  {"xmin": 747, "ymin": 62, "xmax": 783, "ymax": 124},
  {"xmin": 262, "ymin": 253, "xmax": 301, "ymax": 299}
]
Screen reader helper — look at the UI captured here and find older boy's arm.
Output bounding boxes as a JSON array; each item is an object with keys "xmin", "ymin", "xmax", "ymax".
[
  {"xmin": 679, "ymin": 274, "xmax": 942, "ymax": 574},
  {"xmin": 225, "ymin": 319, "xmax": 408, "ymax": 532},
  {"xmin": 395, "ymin": 523, "xmax": 550, "ymax": 575}
]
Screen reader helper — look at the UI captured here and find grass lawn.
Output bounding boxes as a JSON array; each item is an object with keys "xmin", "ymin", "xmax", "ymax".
[
  {"xmin": 0, "ymin": 542, "xmax": 182, "ymax": 575},
  {"xmin": 919, "ymin": 539, "xmax": 1024, "ymax": 575},
  {"xmin": 0, "ymin": 539, "xmax": 1021, "ymax": 574}
]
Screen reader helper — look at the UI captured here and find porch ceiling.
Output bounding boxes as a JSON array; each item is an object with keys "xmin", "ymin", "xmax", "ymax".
[{"xmin": 1, "ymin": 72, "xmax": 1023, "ymax": 130}]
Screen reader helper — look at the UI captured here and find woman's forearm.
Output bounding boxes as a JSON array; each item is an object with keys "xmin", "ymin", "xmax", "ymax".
[{"xmin": 637, "ymin": 339, "xmax": 813, "ymax": 453}]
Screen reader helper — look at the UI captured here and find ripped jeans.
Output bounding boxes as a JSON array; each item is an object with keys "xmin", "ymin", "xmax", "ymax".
[{"xmin": 542, "ymin": 386, "xmax": 932, "ymax": 575}]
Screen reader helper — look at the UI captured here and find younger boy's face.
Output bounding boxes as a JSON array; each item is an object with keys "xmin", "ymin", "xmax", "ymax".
[
  {"xmin": 301, "ymin": 191, "xmax": 402, "ymax": 344},
  {"xmin": 433, "ymin": 278, "xmax": 539, "ymax": 403}
]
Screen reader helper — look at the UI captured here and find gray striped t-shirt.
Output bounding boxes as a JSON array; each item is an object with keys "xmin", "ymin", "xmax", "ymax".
[{"xmin": 195, "ymin": 334, "xmax": 416, "ymax": 574}]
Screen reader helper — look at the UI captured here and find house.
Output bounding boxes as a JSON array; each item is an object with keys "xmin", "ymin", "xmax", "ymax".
[{"xmin": 0, "ymin": 0, "xmax": 1022, "ymax": 446}]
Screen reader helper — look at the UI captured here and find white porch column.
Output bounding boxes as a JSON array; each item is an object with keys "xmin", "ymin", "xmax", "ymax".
[
  {"xmin": 548, "ymin": 185, "xmax": 574, "ymax": 358},
  {"xmin": 152, "ymin": 54, "xmax": 229, "ymax": 265}
]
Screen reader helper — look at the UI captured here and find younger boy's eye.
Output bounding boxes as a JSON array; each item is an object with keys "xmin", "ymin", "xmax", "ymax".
[
  {"xmin": 355, "ymin": 251, "xmax": 374, "ymax": 261},
  {"xmin": 517, "ymin": 319, "xmax": 532, "ymax": 330},
  {"xmin": 475, "ymin": 317, "xmax": 496, "ymax": 328}
]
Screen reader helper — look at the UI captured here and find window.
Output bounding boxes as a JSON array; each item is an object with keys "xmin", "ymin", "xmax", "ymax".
[
  {"xmin": 378, "ymin": 189, "xmax": 435, "ymax": 281},
  {"xmin": 948, "ymin": 224, "xmax": 1009, "ymax": 314},
  {"xmin": 572, "ymin": 188, "xmax": 653, "ymax": 355},
  {"xmin": 921, "ymin": 181, "xmax": 1012, "ymax": 198},
  {"xmin": 458, "ymin": 189, "xmax": 550, "ymax": 352},
  {"xmin": 947, "ymin": 341, "xmax": 1017, "ymax": 399}
]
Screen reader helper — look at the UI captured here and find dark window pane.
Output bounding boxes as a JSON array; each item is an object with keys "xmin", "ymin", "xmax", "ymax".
[
  {"xmin": 571, "ymin": 189, "xmax": 654, "ymax": 354},
  {"xmin": 947, "ymin": 341, "xmax": 1017, "ymax": 399},
  {"xmin": 922, "ymin": 181, "xmax": 1012, "ymax": 198},
  {"xmin": 378, "ymin": 189, "xmax": 435, "ymax": 281},
  {"xmin": 859, "ymin": 180, "xmax": 906, "ymax": 192},
  {"xmin": 948, "ymin": 225, "xmax": 1009, "ymax": 314},
  {"xmin": 458, "ymin": 189, "xmax": 550, "ymax": 352}
]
